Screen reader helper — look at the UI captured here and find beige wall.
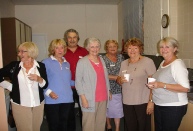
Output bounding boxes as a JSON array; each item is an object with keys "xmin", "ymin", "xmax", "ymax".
[
  {"xmin": 0, "ymin": 0, "xmax": 15, "ymax": 18},
  {"xmin": 118, "ymin": 1, "xmax": 123, "ymax": 52},
  {"xmin": 15, "ymin": 4, "xmax": 118, "ymax": 53},
  {"xmin": 177, "ymin": 0, "xmax": 193, "ymax": 68},
  {"xmin": 144, "ymin": 0, "xmax": 193, "ymax": 68},
  {"xmin": 144, "ymin": 0, "xmax": 161, "ymax": 55}
]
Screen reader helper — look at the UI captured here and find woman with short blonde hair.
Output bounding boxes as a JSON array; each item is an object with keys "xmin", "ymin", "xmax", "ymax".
[
  {"xmin": 43, "ymin": 38, "xmax": 74, "ymax": 131},
  {"xmin": 0, "ymin": 42, "xmax": 48, "ymax": 131}
]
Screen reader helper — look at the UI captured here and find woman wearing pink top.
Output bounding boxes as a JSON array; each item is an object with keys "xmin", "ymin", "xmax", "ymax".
[{"xmin": 75, "ymin": 37, "xmax": 111, "ymax": 131}]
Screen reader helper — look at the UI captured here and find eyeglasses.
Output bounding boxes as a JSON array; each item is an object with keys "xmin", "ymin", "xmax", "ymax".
[{"xmin": 18, "ymin": 50, "xmax": 28, "ymax": 54}]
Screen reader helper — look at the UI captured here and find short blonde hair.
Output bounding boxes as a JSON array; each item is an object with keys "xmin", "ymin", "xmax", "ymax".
[
  {"xmin": 85, "ymin": 37, "xmax": 101, "ymax": 51},
  {"xmin": 104, "ymin": 40, "xmax": 119, "ymax": 52},
  {"xmin": 48, "ymin": 39, "xmax": 67, "ymax": 56},
  {"xmin": 18, "ymin": 42, "xmax": 39, "ymax": 59},
  {"xmin": 158, "ymin": 37, "xmax": 179, "ymax": 55},
  {"xmin": 125, "ymin": 37, "xmax": 144, "ymax": 54}
]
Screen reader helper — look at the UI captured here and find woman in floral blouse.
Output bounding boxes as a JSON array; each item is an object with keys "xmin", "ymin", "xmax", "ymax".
[{"xmin": 102, "ymin": 40, "xmax": 124, "ymax": 131}]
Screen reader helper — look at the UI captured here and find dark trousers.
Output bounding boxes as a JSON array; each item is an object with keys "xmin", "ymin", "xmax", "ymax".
[
  {"xmin": 154, "ymin": 104, "xmax": 187, "ymax": 131},
  {"xmin": 123, "ymin": 103, "xmax": 151, "ymax": 131},
  {"xmin": 67, "ymin": 88, "xmax": 82, "ymax": 131},
  {"xmin": 45, "ymin": 103, "xmax": 72, "ymax": 131}
]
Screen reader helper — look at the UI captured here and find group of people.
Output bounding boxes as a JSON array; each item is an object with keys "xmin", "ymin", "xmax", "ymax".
[{"xmin": 0, "ymin": 28, "xmax": 190, "ymax": 131}]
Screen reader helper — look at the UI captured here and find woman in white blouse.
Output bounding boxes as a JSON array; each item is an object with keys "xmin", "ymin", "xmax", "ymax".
[{"xmin": 0, "ymin": 42, "xmax": 48, "ymax": 131}]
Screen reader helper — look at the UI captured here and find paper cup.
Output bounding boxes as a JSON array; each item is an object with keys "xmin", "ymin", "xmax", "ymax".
[
  {"xmin": 124, "ymin": 74, "xmax": 130, "ymax": 82},
  {"xmin": 148, "ymin": 78, "xmax": 156, "ymax": 83}
]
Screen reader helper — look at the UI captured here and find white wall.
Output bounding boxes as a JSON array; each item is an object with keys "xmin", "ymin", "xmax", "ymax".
[
  {"xmin": 144, "ymin": 0, "xmax": 193, "ymax": 68},
  {"xmin": 15, "ymin": 4, "xmax": 118, "ymax": 54},
  {"xmin": 177, "ymin": 0, "xmax": 193, "ymax": 68}
]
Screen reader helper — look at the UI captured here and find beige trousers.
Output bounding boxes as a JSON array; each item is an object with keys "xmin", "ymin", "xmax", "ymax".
[
  {"xmin": 82, "ymin": 101, "xmax": 107, "ymax": 131},
  {"xmin": 11, "ymin": 101, "xmax": 44, "ymax": 131}
]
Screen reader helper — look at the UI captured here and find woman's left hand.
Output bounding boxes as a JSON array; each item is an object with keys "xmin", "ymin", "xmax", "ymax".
[
  {"xmin": 28, "ymin": 74, "xmax": 42, "ymax": 83},
  {"xmin": 146, "ymin": 101, "xmax": 154, "ymax": 115}
]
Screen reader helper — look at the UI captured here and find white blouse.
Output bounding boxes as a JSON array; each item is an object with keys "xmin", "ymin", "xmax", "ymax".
[{"xmin": 16, "ymin": 60, "xmax": 46, "ymax": 107}]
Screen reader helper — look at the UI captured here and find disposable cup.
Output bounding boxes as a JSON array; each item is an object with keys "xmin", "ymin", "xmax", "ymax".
[
  {"xmin": 124, "ymin": 74, "xmax": 130, "ymax": 82},
  {"xmin": 148, "ymin": 78, "xmax": 156, "ymax": 83}
]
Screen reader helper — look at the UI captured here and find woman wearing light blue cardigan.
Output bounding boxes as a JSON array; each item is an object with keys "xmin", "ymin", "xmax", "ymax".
[{"xmin": 75, "ymin": 37, "xmax": 111, "ymax": 131}]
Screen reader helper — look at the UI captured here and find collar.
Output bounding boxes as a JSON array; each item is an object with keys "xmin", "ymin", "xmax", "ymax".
[
  {"xmin": 19, "ymin": 60, "xmax": 40, "ymax": 68},
  {"xmin": 67, "ymin": 45, "xmax": 81, "ymax": 52},
  {"xmin": 50, "ymin": 55, "xmax": 67, "ymax": 62}
]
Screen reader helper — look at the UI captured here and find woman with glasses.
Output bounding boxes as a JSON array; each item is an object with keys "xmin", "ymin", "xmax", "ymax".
[
  {"xmin": 117, "ymin": 38, "xmax": 156, "ymax": 131},
  {"xmin": 0, "ymin": 42, "xmax": 48, "ymax": 131}
]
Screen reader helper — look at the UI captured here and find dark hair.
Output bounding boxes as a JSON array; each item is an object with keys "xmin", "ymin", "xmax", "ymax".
[{"xmin": 63, "ymin": 29, "xmax": 80, "ymax": 42}]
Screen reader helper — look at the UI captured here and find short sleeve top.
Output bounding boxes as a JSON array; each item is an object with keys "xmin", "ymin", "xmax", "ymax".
[{"xmin": 102, "ymin": 54, "xmax": 124, "ymax": 94}]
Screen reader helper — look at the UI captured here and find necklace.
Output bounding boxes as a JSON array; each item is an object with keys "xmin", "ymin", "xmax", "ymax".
[
  {"xmin": 90, "ymin": 59, "xmax": 100, "ymax": 67},
  {"xmin": 106, "ymin": 54, "xmax": 117, "ymax": 63},
  {"xmin": 89, "ymin": 56, "xmax": 99, "ymax": 63},
  {"xmin": 126, "ymin": 56, "xmax": 141, "ymax": 85},
  {"xmin": 128, "ymin": 56, "xmax": 141, "ymax": 65}
]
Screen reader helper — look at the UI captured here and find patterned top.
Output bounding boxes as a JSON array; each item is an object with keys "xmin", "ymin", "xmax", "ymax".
[{"xmin": 102, "ymin": 54, "xmax": 124, "ymax": 94}]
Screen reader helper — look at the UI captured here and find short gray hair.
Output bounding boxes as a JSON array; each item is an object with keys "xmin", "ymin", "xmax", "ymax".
[{"xmin": 85, "ymin": 37, "xmax": 101, "ymax": 50}]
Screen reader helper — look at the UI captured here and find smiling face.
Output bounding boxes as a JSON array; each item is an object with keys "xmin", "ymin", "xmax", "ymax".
[
  {"xmin": 17, "ymin": 42, "xmax": 38, "ymax": 62},
  {"xmin": 159, "ymin": 42, "xmax": 177, "ymax": 59},
  {"xmin": 17, "ymin": 47, "xmax": 30, "ymax": 62},
  {"xmin": 106, "ymin": 42, "xmax": 118, "ymax": 55},
  {"xmin": 88, "ymin": 41, "xmax": 100, "ymax": 56},
  {"xmin": 127, "ymin": 45, "xmax": 140, "ymax": 59},
  {"xmin": 67, "ymin": 32, "xmax": 79, "ymax": 48}
]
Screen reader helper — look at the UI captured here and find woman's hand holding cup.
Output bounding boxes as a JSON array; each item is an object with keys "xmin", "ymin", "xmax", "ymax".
[{"xmin": 147, "ymin": 78, "xmax": 156, "ymax": 89}]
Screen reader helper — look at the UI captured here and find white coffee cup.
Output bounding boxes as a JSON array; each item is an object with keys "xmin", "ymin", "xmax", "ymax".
[
  {"xmin": 148, "ymin": 78, "xmax": 156, "ymax": 83},
  {"xmin": 124, "ymin": 74, "xmax": 130, "ymax": 82}
]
